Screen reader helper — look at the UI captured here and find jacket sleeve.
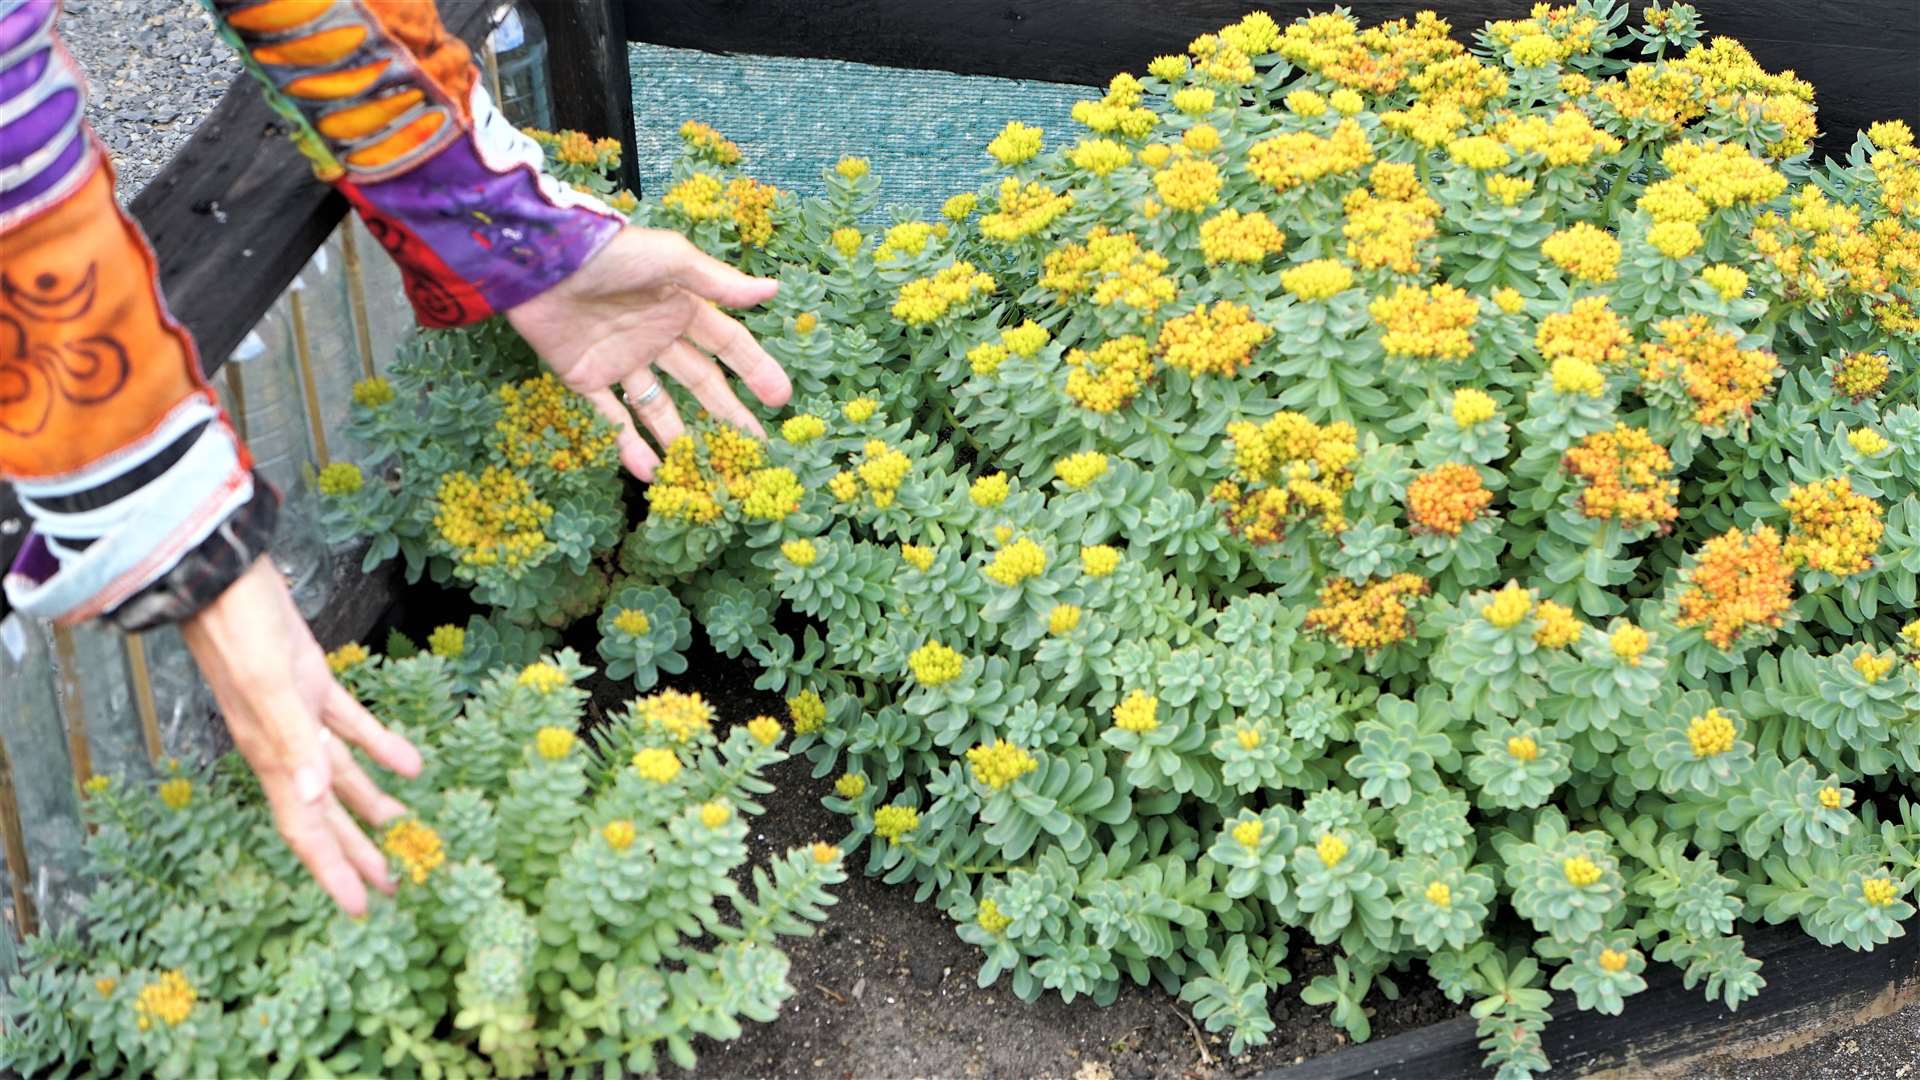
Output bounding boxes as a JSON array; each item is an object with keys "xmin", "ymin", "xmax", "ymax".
[
  {"xmin": 1, "ymin": 0, "xmax": 622, "ymax": 629},
  {"xmin": 204, "ymin": 0, "xmax": 625, "ymax": 326}
]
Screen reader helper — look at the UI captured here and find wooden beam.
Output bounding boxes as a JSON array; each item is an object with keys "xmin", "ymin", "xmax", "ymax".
[
  {"xmin": 533, "ymin": 0, "xmax": 642, "ymax": 193},
  {"xmin": 1267, "ymin": 919, "xmax": 1919, "ymax": 1079},
  {"xmin": 621, "ymin": 0, "xmax": 1917, "ymax": 152}
]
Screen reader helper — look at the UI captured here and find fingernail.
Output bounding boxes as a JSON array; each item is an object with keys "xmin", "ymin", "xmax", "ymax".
[{"xmin": 295, "ymin": 766, "xmax": 327, "ymax": 803}]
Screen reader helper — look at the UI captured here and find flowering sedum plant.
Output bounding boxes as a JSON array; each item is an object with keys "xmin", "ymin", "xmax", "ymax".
[
  {"xmin": 0, "ymin": 655, "xmax": 843, "ymax": 1077},
  {"xmin": 314, "ymin": 4, "xmax": 1920, "ymax": 1075}
]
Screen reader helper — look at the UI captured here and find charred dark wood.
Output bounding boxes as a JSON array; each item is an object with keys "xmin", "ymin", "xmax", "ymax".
[
  {"xmin": 533, "ymin": 0, "xmax": 642, "ymax": 193},
  {"xmin": 1267, "ymin": 919, "xmax": 1919, "ymax": 1079},
  {"xmin": 622, "ymin": 0, "xmax": 1918, "ymax": 155}
]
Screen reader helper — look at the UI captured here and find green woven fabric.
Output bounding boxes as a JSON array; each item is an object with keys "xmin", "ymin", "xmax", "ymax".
[{"xmin": 628, "ymin": 42, "xmax": 1094, "ymax": 215}]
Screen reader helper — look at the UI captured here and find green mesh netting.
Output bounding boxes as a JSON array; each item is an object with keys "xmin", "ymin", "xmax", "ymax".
[{"xmin": 628, "ymin": 42, "xmax": 1094, "ymax": 215}]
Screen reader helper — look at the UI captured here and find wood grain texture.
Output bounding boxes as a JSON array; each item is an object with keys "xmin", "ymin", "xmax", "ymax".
[
  {"xmin": 1267, "ymin": 920, "xmax": 1919, "ymax": 1079},
  {"xmin": 533, "ymin": 0, "xmax": 642, "ymax": 192},
  {"xmin": 622, "ymin": 0, "xmax": 1919, "ymax": 152},
  {"xmin": 0, "ymin": 0, "xmax": 493, "ymax": 617}
]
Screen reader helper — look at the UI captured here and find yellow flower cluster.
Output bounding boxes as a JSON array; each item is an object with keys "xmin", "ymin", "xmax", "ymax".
[
  {"xmin": 1055, "ymin": 451, "xmax": 1109, "ymax": 490},
  {"xmin": 603, "ymin": 819, "xmax": 637, "ymax": 851},
  {"xmin": 900, "ymin": 544, "xmax": 935, "ymax": 572},
  {"xmin": 1112, "ymin": 689, "xmax": 1159, "ymax": 733},
  {"xmin": 1452, "ymin": 388, "xmax": 1498, "ymax": 428},
  {"xmin": 1533, "ymin": 600, "xmax": 1582, "ymax": 648},
  {"xmin": 1425, "ymin": 880, "xmax": 1453, "ymax": 907},
  {"xmin": 788, "ymin": 690, "xmax": 827, "ymax": 735},
  {"xmin": 1216, "ymin": 413, "xmax": 1359, "ymax": 542},
  {"xmin": 492, "ymin": 374, "xmax": 616, "ymax": 473},
  {"xmin": 1041, "ymin": 228, "xmax": 1176, "ymax": 314},
  {"xmin": 1833, "ymin": 351, "xmax": 1890, "ymax": 399},
  {"xmin": 433, "ymin": 466, "xmax": 553, "ymax": 569},
  {"xmin": 836, "ymin": 773, "xmax": 867, "ymax": 799},
  {"xmin": 1157, "ymin": 301, "xmax": 1272, "ymax": 377},
  {"xmin": 1343, "ymin": 162, "xmax": 1440, "ymax": 273},
  {"xmin": 1281, "ymin": 259, "xmax": 1355, "ymax": 301},
  {"xmin": 1481, "ymin": 582, "xmax": 1533, "ymax": 628},
  {"xmin": 1382, "ymin": 100, "xmax": 1468, "ymax": 148},
  {"xmin": 1064, "ymin": 336, "xmax": 1156, "ymax": 413},
  {"xmin": 984, "ymin": 537, "xmax": 1047, "ymax": 586},
  {"xmin": 1563, "ymin": 855, "xmax": 1604, "ymax": 887},
  {"xmin": 1410, "ymin": 54, "xmax": 1508, "ymax": 114},
  {"xmin": 893, "ymin": 262, "xmax": 996, "ymax": 325},
  {"xmin": 1069, "ymin": 137, "xmax": 1133, "ymax": 176},
  {"xmin": 980, "ymin": 177, "xmax": 1075, "ymax": 242},
  {"xmin": 1406, "ymin": 462, "xmax": 1492, "ymax": 536},
  {"xmin": 1048, "ymin": 604, "xmax": 1083, "ymax": 634},
  {"xmin": 631, "ymin": 747, "xmax": 683, "ymax": 784},
  {"xmin": 977, "ymin": 898, "xmax": 1012, "ymax": 932},
  {"xmin": 1862, "ymin": 877, "xmax": 1900, "ymax": 908},
  {"xmin": 1661, "ymin": 139, "xmax": 1787, "ymax": 210},
  {"xmin": 351, "ymin": 375, "xmax": 395, "ymax": 408},
  {"xmin": 849, "ymin": 439, "xmax": 911, "ymax": 508},
  {"xmin": 1234, "ymin": 818, "xmax": 1264, "ymax": 850},
  {"xmin": 739, "ymin": 466, "xmax": 805, "ymax": 521},
  {"xmin": 835, "ymin": 156, "xmax": 870, "ymax": 180},
  {"xmin": 909, "ymin": 641, "xmax": 966, "ymax": 686},
  {"xmin": 781, "ymin": 539, "xmax": 817, "ymax": 566},
  {"xmin": 1275, "ymin": 10, "xmax": 1458, "ymax": 96},
  {"xmin": 1700, "ymin": 264, "xmax": 1749, "ymax": 300},
  {"xmin": 1599, "ymin": 948, "xmax": 1631, "ymax": 974},
  {"xmin": 1674, "ymin": 38, "xmax": 1817, "ymax": 157},
  {"xmin": 383, "ymin": 819, "xmax": 445, "ymax": 884},
  {"xmin": 782, "ymin": 413, "xmax": 826, "ymax": 444},
  {"xmin": 1316, "ymin": 832, "xmax": 1349, "ymax": 867},
  {"xmin": 1552, "ymin": 357, "xmax": 1605, "ymax": 397},
  {"xmin": 1305, "ymin": 573, "xmax": 1430, "ymax": 650},
  {"xmin": 875, "ymin": 221, "xmax": 935, "ymax": 262},
  {"xmin": 748, "ymin": 714, "xmax": 784, "ymax": 746},
  {"xmin": 1611, "ymin": 623, "xmax": 1650, "ymax": 665},
  {"xmin": 1247, "ymin": 120, "xmax": 1374, "ymax": 192},
  {"xmin": 873, "ymin": 805, "xmax": 921, "ymax": 844},
  {"xmin": 1853, "ymin": 650, "xmax": 1896, "ymax": 684},
  {"xmin": 1781, "ymin": 477, "xmax": 1884, "ymax": 576},
  {"xmin": 1541, "ymin": 223, "xmax": 1622, "ymax": 283},
  {"xmin": 317, "ymin": 461, "xmax": 363, "ymax": 496},
  {"xmin": 1153, "ymin": 158, "xmax": 1223, "ymax": 212},
  {"xmin": 971, "ymin": 472, "xmax": 1011, "ymax": 508},
  {"xmin": 1494, "ymin": 107, "xmax": 1622, "ymax": 167},
  {"xmin": 1848, "ymin": 428, "xmax": 1890, "ymax": 457},
  {"xmin": 1686, "ymin": 708, "xmax": 1738, "ymax": 758},
  {"xmin": 1676, "ymin": 526, "xmax": 1794, "ymax": 649},
  {"xmin": 1507, "ymin": 735, "xmax": 1540, "ymax": 761},
  {"xmin": 518, "ymin": 661, "xmax": 567, "ymax": 694},
  {"xmin": 535, "ymin": 726, "xmax": 576, "ymax": 759},
  {"xmin": 987, "ymin": 121, "xmax": 1044, "ymax": 165},
  {"xmin": 678, "ymin": 120, "xmax": 741, "ymax": 165},
  {"xmin": 967, "ymin": 740, "xmax": 1039, "ymax": 790},
  {"xmin": 1199, "ymin": 209, "xmax": 1286, "ymax": 265},
  {"xmin": 1486, "ymin": 174, "xmax": 1536, "ymax": 206},
  {"xmin": 639, "ymin": 689, "xmax": 713, "ymax": 742},
  {"xmin": 325, "ymin": 641, "xmax": 370, "ymax": 673},
  {"xmin": 1081, "ymin": 544, "xmax": 1122, "ymax": 577},
  {"xmin": 134, "ymin": 971, "xmax": 197, "ymax": 1031},
  {"xmin": 1563, "ymin": 425, "xmax": 1679, "ymax": 528},
  {"xmin": 1370, "ymin": 282, "xmax": 1478, "ymax": 361},
  {"xmin": 1639, "ymin": 316, "xmax": 1778, "ymax": 428},
  {"xmin": 159, "ymin": 777, "xmax": 192, "ymax": 810},
  {"xmin": 1536, "ymin": 296, "xmax": 1632, "ymax": 368},
  {"xmin": 831, "ymin": 227, "xmax": 862, "ymax": 259},
  {"xmin": 725, "ymin": 176, "xmax": 780, "ymax": 247}
]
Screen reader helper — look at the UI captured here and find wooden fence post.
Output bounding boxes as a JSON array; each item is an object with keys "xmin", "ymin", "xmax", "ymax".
[{"xmin": 533, "ymin": 0, "xmax": 641, "ymax": 193}]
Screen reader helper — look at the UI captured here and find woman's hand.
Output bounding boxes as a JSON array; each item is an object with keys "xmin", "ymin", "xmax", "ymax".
[
  {"xmin": 180, "ymin": 557, "xmax": 422, "ymax": 915},
  {"xmin": 506, "ymin": 226, "xmax": 791, "ymax": 480}
]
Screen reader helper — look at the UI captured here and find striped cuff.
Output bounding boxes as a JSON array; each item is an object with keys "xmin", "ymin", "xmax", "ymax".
[{"xmin": 3, "ymin": 394, "xmax": 257, "ymax": 624}]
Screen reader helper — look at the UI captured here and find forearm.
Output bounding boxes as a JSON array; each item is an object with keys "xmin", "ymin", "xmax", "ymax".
[{"xmin": 1, "ymin": 0, "xmax": 274, "ymax": 628}]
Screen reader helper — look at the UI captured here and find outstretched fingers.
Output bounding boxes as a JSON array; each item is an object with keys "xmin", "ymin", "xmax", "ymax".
[
  {"xmin": 583, "ymin": 386, "xmax": 663, "ymax": 481},
  {"xmin": 686, "ymin": 301, "xmax": 791, "ymax": 410},
  {"xmin": 667, "ymin": 234, "xmax": 781, "ymax": 309},
  {"xmin": 658, "ymin": 340, "xmax": 763, "ymax": 437}
]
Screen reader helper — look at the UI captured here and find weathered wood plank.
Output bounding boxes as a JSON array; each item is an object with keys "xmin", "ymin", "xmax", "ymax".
[
  {"xmin": 534, "ymin": 0, "xmax": 642, "ymax": 193},
  {"xmin": 1267, "ymin": 920, "xmax": 1919, "ymax": 1079},
  {"xmin": 621, "ymin": 0, "xmax": 1919, "ymax": 152}
]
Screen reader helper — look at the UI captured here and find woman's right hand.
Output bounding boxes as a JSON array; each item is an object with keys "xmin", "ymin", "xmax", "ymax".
[{"xmin": 179, "ymin": 556, "xmax": 422, "ymax": 915}]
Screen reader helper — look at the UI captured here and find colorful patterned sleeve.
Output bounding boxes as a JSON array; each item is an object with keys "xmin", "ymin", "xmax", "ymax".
[{"xmin": 0, "ymin": 0, "xmax": 621, "ymax": 629}]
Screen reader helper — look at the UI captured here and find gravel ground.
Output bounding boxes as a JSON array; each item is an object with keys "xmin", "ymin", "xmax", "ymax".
[{"xmin": 59, "ymin": 0, "xmax": 238, "ymax": 199}]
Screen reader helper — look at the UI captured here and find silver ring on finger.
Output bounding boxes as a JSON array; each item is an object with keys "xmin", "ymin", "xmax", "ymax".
[{"xmin": 624, "ymin": 379, "xmax": 664, "ymax": 409}]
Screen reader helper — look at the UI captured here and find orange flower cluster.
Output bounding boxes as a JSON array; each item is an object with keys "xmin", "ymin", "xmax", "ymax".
[
  {"xmin": 1305, "ymin": 573, "xmax": 1431, "ymax": 650},
  {"xmin": 1405, "ymin": 463, "xmax": 1493, "ymax": 536},
  {"xmin": 1782, "ymin": 477, "xmax": 1884, "ymax": 576},
  {"xmin": 1592, "ymin": 64, "xmax": 1705, "ymax": 136},
  {"xmin": 1157, "ymin": 301, "xmax": 1272, "ymax": 377},
  {"xmin": 1041, "ymin": 228, "xmax": 1177, "ymax": 314},
  {"xmin": 1639, "ymin": 316, "xmax": 1778, "ymax": 428},
  {"xmin": 1563, "ymin": 425, "xmax": 1679, "ymax": 529},
  {"xmin": 1064, "ymin": 336, "xmax": 1156, "ymax": 412},
  {"xmin": 1536, "ymin": 296, "xmax": 1632, "ymax": 368},
  {"xmin": 1833, "ymin": 351, "xmax": 1891, "ymax": 399},
  {"xmin": 1676, "ymin": 526, "xmax": 1794, "ymax": 648},
  {"xmin": 1750, "ymin": 186, "xmax": 1920, "ymax": 335},
  {"xmin": 678, "ymin": 120, "xmax": 741, "ymax": 165},
  {"xmin": 1342, "ymin": 162, "xmax": 1440, "ymax": 274}
]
